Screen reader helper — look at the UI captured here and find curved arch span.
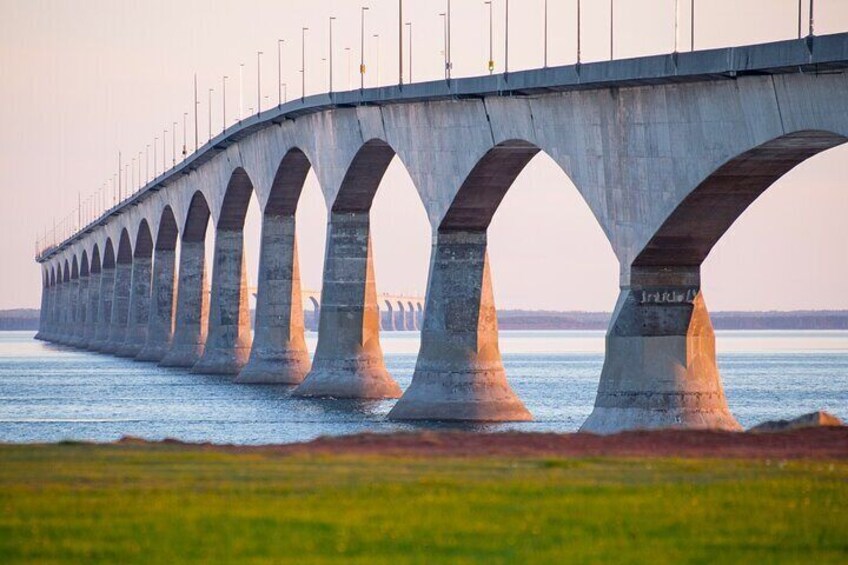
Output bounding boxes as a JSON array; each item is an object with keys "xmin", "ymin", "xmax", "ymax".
[{"xmin": 634, "ymin": 130, "xmax": 848, "ymax": 268}]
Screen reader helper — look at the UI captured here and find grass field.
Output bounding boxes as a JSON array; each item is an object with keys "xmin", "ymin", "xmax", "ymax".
[{"xmin": 0, "ymin": 443, "xmax": 846, "ymax": 563}]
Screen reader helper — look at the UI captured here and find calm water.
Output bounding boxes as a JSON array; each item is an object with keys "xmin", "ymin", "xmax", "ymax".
[{"xmin": 0, "ymin": 330, "xmax": 845, "ymax": 444}]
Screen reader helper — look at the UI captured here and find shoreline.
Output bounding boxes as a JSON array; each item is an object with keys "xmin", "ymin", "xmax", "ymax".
[{"xmin": 11, "ymin": 427, "xmax": 844, "ymax": 460}]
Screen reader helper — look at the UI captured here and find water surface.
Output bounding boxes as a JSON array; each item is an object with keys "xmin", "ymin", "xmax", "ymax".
[{"xmin": 0, "ymin": 330, "xmax": 845, "ymax": 443}]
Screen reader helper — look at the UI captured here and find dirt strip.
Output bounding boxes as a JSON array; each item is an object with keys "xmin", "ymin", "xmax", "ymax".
[{"xmin": 114, "ymin": 427, "xmax": 848, "ymax": 460}]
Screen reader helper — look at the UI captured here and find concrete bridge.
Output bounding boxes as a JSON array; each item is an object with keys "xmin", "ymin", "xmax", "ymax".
[
  {"xmin": 298, "ymin": 289, "xmax": 424, "ymax": 331},
  {"xmin": 33, "ymin": 33, "xmax": 848, "ymax": 432}
]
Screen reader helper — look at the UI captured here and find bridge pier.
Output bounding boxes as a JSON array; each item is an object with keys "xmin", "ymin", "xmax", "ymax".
[
  {"xmin": 160, "ymin": 240, "xmax": 208, "ymax": 367},
  {"xmin": 137, "ymin": 249, "xmax": 176, "ymax": 362},
  {"xmin": 580, "ymin": 267, "xmax": 741, "ymax": 433},
  {"xmin": 294, "ymin": 212, "xmax": 400, "ymax": 399},
  {"xmin": 117, "ymin": 257, "xmax": 152, "ymax": 358},
  {"xmin": 237, "ymin": 216, "xmax": 310, "ymax": 384},
  {"xmin": 102, "ymin": 262, "xmax": 131, "ymax": 353},
  {"xmin": 71, "ymin": 275, "xmax": 89, "ymax": 347},
  {"xmin": 381, "ymin": 302, "xmax": 395, "ymax": 331},
  {"xmin": 83, "ymin": 270, "xmax": 100, "ymax": 348},
  {"xmin": 64, "ymin": 277, "xmax": 79, "ymax": 346},
  {"xmin": 90, "ymin": 266, "xmax": 115, "ymax": 351},
  {"xmin": 389, "ymin": 231, "xmax": 530, "ymax": 421},
  {"xmin": 192, "ymin": 230, "xmax": 252, "ymax": 375}
]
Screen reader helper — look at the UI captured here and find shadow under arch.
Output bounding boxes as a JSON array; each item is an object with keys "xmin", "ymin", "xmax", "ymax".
[
  {"xmin": 237, "ymin": 149, "xmax": 315, "ymax": 384},
  {"xmin": 191, "ymin": 169, "xmax": 255, "ymax": 375},
  {"xmin": 117, "ymin": 219, "xmax": 156, "ymax": 358},
  {"xmin": 294, "ymin": 138, "xmax": 428, "ymax": 400},
  {"xmin": 81, "ymin": 243, "xmax": 102, "ymax": 346},
  {"xmin": 635, "ymin": 130, "xmax": 848, "ymax": 268},
  {"xmin": 160, "ymin": 191, "xmax": 211, "ymax": 368},
  {"xmin": 102, "ymin": 228, "xmax": 135, "ymax": 352}
]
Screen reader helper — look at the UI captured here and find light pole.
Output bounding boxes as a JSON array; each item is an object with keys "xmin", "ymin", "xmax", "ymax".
[
  {"xmin": 504, "ymin": 0, "xmax": 509, "ymax": 76},
  {"xmin": 406, "ymin": 22, "xmax": 412, "ymax": 82},
  {"xmin": 145, "ymin": 144, "xmax": 150, "ymax": 182},
  {"xmin": 222, "ymin": 76, "xmax": 228, "ymax": 131},
  {"xmin": 302, "ymin": 27, "xmax": 309, "ymax": 100},
  {"xmin": 440, "ymin": 12, "xmax": 447, "ymax": 80},
  {"xmin": 360, "ymin": 6, "xmax": 369, "ymax": 90},
  {"xmin": 329, "ymin": 17, "xmax": 336, "ymax": 93},
  {"xmin": 577, "ymin": 0, "xmax": 581, "ymax": 64},
  {"xmin": 239, "ymin": 63, "xmax": 244, "ymax": 121},
  {"xmin": 809, "ymin": 0, "xmax": 815, "ymax": 36},
  {"xmin": 610, "ymin": 0, "xmax": 614, "ymax": 60},
  {"xmin": 162, "ymin": 130, "xmax": 167, "ymax": 172},
  {"xmin": 485, "ymin": 1, "xmax": 493, "ymax": 74},
  {"xmin": 690, "ymin": 0, "xmax": 695, "ymax": 51},
  {"xmin": 153, "ymin": 141, "xmax": 157, "ymax": 178},
  {"xmin": 544, "ymin": 0, "xmax": 548, "ymax": 68},
  {"xmin": 345, "ymin": 47, "xmax": 352, "ymax": 90},
  {"xmin": 398, "ymin": 0, "xmax": 403, "ymax": 86},
  {"xmin": 277, "ymin": 39, "xmax": 284, "ymax": 106},
  {"xmin": 182, "ymin": 113, "xmax": 188, "ymax": 158},
  {"xmin": 208, "ymin": 88, "xmax": 213, "ymax": 141},
  {"xmin": 193, "ymin": 74, "xmax": 198, "ymax": 151},
  {"xmin": 373, "ymin": 34, "xmax": 380, "ymax": 87},
  {"xmin": 172, "ymin": 123, "xmax": 176, "ymax": 165},
  {"xmin": 674, "ymin": 0, "xmax": 679, "ymax": 52},
  {"xmin": 257, "ymin": 51, "xmax": 263, "ymax": 114}
]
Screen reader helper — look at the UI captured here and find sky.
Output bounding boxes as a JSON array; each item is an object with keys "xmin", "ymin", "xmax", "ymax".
[{"xmin": 0, "ymin": 0, "xmax": 846, "ymax": 312}]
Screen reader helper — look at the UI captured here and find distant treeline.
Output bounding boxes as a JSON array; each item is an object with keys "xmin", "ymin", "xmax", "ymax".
[{"xmin": 3, "ymin": 309, "xmax": 848, "ymax": 331}]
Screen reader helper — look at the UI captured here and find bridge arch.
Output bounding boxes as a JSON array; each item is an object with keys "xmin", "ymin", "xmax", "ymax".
[
  {"xmin": 634, "ymin": 130, "xmax": 848, "ymax": 269},
  {"xmin": 192, "ymin": 168, "xmax": 255, "ymax": 374},
  {"xmin": 155, "ymin": 206, "xmax": 179, "ymax": 251},
  {"xmin": 80, "ymin": 250, "xmax": 89, "ymax": 278}
]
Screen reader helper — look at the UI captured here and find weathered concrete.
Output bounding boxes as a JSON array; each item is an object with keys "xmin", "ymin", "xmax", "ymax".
[
  {"xmin": 136, "ymin": 250, "xmax": 176, "ymax": 362},
  {"xmin": 71, "ymin": 276, "xmax": 89, "ymax": 347},
  {"xmin": 65, "ymin": 278, "xmax": 80, "ymax": 346},
  {"xmin": 160, "ymin": 241, "xmax": 208, "ymax": 367},
  {"xmin": 580, "ymin": 267, "xmax": 741, "ymax": 433},
  {"xmin": 102, "ymin": 263, "xmax": 132, "ymax": 354},
  {"xmin": 53, "ymin": 283, "xmax": 68, "ymax": 344},
  {"xmin": 192, "ymin": 230, "xmax": 252, "ymax": 375},
  {"xmin": 83, "ymin": 271, "xmax": 101, "ymax": 346},
  {"xmin": 294, "ymin": 212, "xmax": 401, "ymax": 399},
  {"xmin": 237, "ymin": 216, "xmax": 310, "ymax": 384},
  {"xmin": 117, "ymin": 257, "xmax": 152, "ymax": 357},
  {"xmin": 35, "ymin": 281, "xmax": 48, "ymax": 340},
  {"xmin": 381, "ymin": 302, "xmax": 395, "ymax": 331},
  {"xmin": 90, "ymin": 268, "xmax": 115, "ymax": 351},
  {"xmin": 389, "ymin": 231, "xmax": 530, "ymax": 421}
]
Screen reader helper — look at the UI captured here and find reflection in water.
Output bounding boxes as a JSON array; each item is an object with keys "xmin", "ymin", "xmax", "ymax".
[{"xmin": 0, "ymin": 330, "xmax": 845, "ymax": 443}]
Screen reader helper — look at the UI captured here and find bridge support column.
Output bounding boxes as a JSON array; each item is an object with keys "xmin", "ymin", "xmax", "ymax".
[
  {"xmin": 294, "ymin": 212, "xmax": 400, "ymax": 398},
  {"xmin": 35, "ymin": 283, "xmax": 48, "ymax": 340},
  {"xmin": 64, "ymin": 278, "xmax": 79, "ymax": 346},
  {"xmin": 91, "ymin": 267, "xmax": 115, "ymax": 351},
  {"xmin": 83, "ymin": 272, "xmax": 100, "ymax": 347},
  {"xmin": 102, "ymin": 262, "xmax": 131, "ymax": 353},
  {"xmin": 381, "ymin": 304, "xmax": 395, "ymax": 332},
  {"xmin": 192, "ymin": 231, "xmax": 252, "ymax": 375},
  {"xmin": 71, "ymin": 276, "xmax": 89, "ymax": 347},
  {"xmin": 580, "ymin": 267, "xmax": 741, "ymax": 433},
  {"xmin": 117, "ymin": 257, "xmax": 152, "ymax": 357},
  {"xmin": 237, "ymin": 216, "xmax": 310, "ymax": 384},
  {"xmin": 137, "ymin": 250, "xmax": 176, "ymax": 362},
  {"xmin": 389, "ymin": 231, "xmax": 530, "ymax": 421},
  {"xmin": 161, "ymin": 241, "xmax": 208, "ymax": 367}
]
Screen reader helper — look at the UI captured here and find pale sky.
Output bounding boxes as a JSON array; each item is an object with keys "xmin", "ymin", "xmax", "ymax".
[{"xmin": 1, "ymin": 0, "xmax": 846, "ymax": 311}]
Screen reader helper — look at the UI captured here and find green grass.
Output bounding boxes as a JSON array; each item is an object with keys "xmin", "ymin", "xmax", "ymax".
[{"xmin": 0, "ymin": 444, "xmax": 845, "ymax": 564}]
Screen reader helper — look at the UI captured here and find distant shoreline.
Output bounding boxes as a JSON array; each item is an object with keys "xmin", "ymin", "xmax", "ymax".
[{"xmin": 3, "ymin": 308, "xmax": 847, "ymax": 331}]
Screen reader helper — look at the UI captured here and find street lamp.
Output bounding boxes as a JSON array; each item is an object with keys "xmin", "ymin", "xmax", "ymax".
[
  {"xmin": 277, "ymin": 39, "xmax": 284, "ymax": 106},
  {"xmin": 544, "ymin": 0, "xmax": 548, "ymax": 67},
  {"xmin": 577, "ymin": 0, "xmax": 582, "ymax": 64},
  {"xmin": 208, "ymin": 88, "xmax": 213, "ymax": 141},
  {"xmin": 345, "ymin": 47, "xmax": 352, "ymax": 90},
  {"xmin": 145, "ymin": 144, "xmax": 150, "ymax": 182},
  {"xmin": 171, "ymin": 124, "xmax": 176, "ymax": 165},
  {"xmin": 406, "ymin": 22, "xmax": 412, "ymax": 82},
  {"xmin": 504, "ymin": 0, "xmax": 509, "ymax": 76},
  {"xmin": 610, "ymin": 0, "xmax": 614, "ymax": 60},
  {"xmin": 360, "ymin": 6, "xmax": 370, "ymax": 90},
  {"xmin": 302, "ymin": 27, "xmax": 309, "ymax": 100},
  {"xmin": 239, "ymin": 63, "xmax": 244, "ymax": 121},
  {"xmin": 439, "ymin": 12, "xmax": 447, "ymax": 80},
  {"xmin": 257, "ymin": 51, "xmax": 263, "ymax": 114},
  {"xmin": 222, "ymin": 76, "xmax": 228, "ymax": 132},
  {"xmin": 485, "ymin": 1, "xmax": 493, "ymax": 74},
  {"xmin": 690, "ymin": 0, "xmax": 695, "ymax": 51},
  {"xmin": 329, "ymin": 17, "xmax": 336, "ymax": 93},
  {"xmin": 373, "ymin": 34, "xmax": 380, "ymax": 87},
  {"xmin": 182, "ymin": 113, "xmax": 188, "ymax": 158}
]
